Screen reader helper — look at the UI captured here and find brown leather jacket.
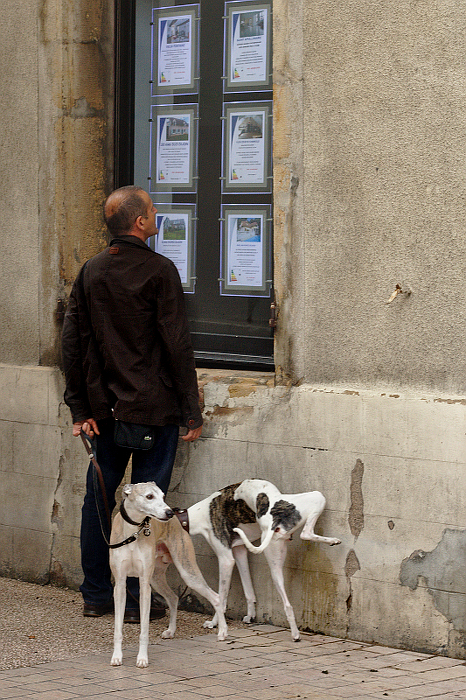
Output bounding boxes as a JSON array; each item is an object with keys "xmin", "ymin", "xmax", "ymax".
[{"xmin": 62, "ymin": 235, "xmax": 203, "ymax": 430}]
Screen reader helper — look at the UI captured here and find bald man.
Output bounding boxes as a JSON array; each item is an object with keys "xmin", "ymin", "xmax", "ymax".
[{"xmin": 62, "ymin": 186, "xmax": 202, "ymax": 621}]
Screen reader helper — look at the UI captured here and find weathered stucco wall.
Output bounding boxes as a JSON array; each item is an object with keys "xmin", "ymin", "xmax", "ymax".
[
  {"xmin": 0, "ymin": 0, "xmax": 113, "ymax": 369},
  {"xmin": 274, "ymin": 0, "xmax": 466, "ymax": 393},
  {"xmin": 0, "ymin": 1, "xmax": 41, "ymax": 365}
]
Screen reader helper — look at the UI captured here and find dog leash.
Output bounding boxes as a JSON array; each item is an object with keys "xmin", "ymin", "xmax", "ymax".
[
  {"xmin": 80, "ymin": 430, "xmax": 112, "ymax": 528},
  {"xmin": 79, "ymin": 429, "xmax": 150, "ymax": 550}
]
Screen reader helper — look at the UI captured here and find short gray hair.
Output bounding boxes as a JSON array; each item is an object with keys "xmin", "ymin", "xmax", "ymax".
[{"xmin": 103, "ymin": 186, "xmax": 148, "ymax": 235}]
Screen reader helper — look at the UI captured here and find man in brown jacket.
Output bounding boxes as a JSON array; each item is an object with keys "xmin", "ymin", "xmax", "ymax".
[{"xmin": 62, "ymin": 186, "xmax": 202, "ymax": 620}]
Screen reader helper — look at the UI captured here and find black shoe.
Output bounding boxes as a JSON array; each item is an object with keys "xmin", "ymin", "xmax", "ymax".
[
  {"xmin": 124, "ymin": 603, "xmax": 166, "ymax": 624},
  {"xmin": 83, "ymin": 600, "xmax": 113, "ymax": 617}
]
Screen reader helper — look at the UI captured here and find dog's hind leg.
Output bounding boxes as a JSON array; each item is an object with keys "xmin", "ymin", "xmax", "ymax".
[
  {"xmin": 111, "ymin": 575, "xmax": 126, "ymax": 666},
  {"xmin": 300, "ymin": 507, "xmax": 341, "ymax": 546},
  {"xmin": 167, "ymin": 528, "xmax": 228, "ymax": 641},
  {"xmin": 151, "ymin": 563, "xmax": 179, "ymax": 639},
  {"xmin": 233, "ymin": 544, "xmax": 256, "ymax": 623},
  {"xmin": 263, "ymin": 540, "xmax": 300, "ymax": 641},
  {"xmin": 203, "ymin": 549, "xmax": 235, "ymax": 629}
]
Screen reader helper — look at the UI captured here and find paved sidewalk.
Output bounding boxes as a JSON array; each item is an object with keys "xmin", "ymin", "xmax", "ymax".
[{"xmin": 1, "ymin": 625, "xmax": 466, "ymax": 700}]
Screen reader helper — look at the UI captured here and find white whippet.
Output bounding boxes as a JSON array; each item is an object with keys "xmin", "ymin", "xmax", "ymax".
[
  {"xmin": 187, "ymin": 479, "xmax": 341, "ymax": 641},
  {"xmin": 109, "ymin": 482, "xmax": 228, "ymax": 668}
]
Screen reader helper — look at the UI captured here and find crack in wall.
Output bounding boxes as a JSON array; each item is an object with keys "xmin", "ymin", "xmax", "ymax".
[{"xmin": 49, "ymin": 453, "xmax": 66, "ymax": 585}]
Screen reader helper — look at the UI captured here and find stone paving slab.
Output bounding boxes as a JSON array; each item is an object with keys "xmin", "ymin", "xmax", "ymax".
[{"xmin": 1, "ymin": 625, "xmax": 466, "ymax": 699}]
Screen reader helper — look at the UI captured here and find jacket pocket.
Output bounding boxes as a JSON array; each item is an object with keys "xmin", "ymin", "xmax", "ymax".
[{"xmin": 159, "ymin": 369, "xmax": 173, "ymax": 388}]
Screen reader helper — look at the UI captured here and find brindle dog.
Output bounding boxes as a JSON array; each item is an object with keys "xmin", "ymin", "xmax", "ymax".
[{"xmin": 187, "ymin": 479, "xmax": 341, "ymax": 641}]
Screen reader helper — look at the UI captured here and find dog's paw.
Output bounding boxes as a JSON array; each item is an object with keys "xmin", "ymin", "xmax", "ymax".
[
  {"xmin": 110, "ymin": 655, "xmax": 122, "ymax": 666},
  {"xmin": 329, "ymin": 538, "xmax": 341, "ymax": 546},
  {"xmin": 136, "ymin": 655, "xmax": 149, "ymax": 668},
  {"xmin": 161, "ymin": 628, "xmax": 175, "ymax": 639},
  {"xmin": 203, "ymin": 619, "xmax": 216, "ymax": 629},
  {"xmin": 217, "ymin": 627, "xmax": 228, "ymax": 641},
  {"xmin": 242, "ymin": 615, "xmax": 255, "ymax": 624}
]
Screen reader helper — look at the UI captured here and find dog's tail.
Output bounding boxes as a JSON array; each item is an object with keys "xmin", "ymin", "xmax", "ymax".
[{"xmin": 233, "ymin": 526, "xmax": 275, "ymax": 553}]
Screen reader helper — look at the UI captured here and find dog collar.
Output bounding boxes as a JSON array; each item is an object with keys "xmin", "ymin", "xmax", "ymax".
[
  {"xmin": 107, "ymin": 501, "xmax": 152, "ymax": 549},
  {"xmin": 119, "ymin": 500, "xmax": 151, "ymax": 532}
]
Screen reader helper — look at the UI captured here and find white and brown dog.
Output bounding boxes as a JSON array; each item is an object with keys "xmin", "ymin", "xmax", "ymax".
[
  {"xmin": 109, "ymin": 482, "xmax": 228, "ymax": 668},
  {"xmin": 187, "ymin": 479, "xmax": 341, "ymax": 641}
]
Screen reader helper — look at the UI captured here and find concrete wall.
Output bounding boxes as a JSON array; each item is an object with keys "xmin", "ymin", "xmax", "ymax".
[
  {"xmin": 2, "ymin": 0, "xmax": 466, "ymax": 661},
  {"xmin": 2, "ymin": 365, "xmax": 466, "ymax": 659}
]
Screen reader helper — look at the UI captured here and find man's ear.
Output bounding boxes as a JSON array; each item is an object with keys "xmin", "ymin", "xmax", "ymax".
[{"xmin": 135, "ymin": 215, "xmax": 145, "ymax": 231}]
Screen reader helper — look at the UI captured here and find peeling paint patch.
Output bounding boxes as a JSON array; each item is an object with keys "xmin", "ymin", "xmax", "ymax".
[
  {"xmin": 349, "ymin": 459, "xmax": 364, "ymax": 539},
  {"xmin": 345, "ymin": 549, "xmax": 361, "ymax": 614},
  {"xmin": 51, "ymin": 500, "xmax": 61, "ymax": 525},
  {"xmin": 206, "ymin": 405, "xmax": 254, "ymax": 419},
  {"xmin": 228, "ymin": 383, "xmax": 258, "ymax": 398},
  {"xmin": 345, "ymin": 549, "xmax": 361, "ymax": 579},
  {"xmin": 69, "ymin": 96, "xmax": 100, "ymax": 119},
  {"xmin": 400, "ymin": 529, "xmax": 466, "ymax": 632}
]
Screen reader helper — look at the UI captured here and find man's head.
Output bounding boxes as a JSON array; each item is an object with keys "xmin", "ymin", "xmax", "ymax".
[{"xmin": 103, "ymin": 186, "xmax": 157, "ymax": 241}]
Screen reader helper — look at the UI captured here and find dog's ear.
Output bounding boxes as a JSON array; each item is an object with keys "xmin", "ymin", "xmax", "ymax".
[{"xmin": 122, "ymin": 483, "xmax": 133, "ymax": 497}]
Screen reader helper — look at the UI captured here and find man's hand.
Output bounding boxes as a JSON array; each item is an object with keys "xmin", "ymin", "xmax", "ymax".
[
  {"xmin": 73, "ymin": 419, "xmax": 100, "ymax": 438},
  {"xmin": 181, "ymin": 425, "xmax": 203, "ymax": 442}
]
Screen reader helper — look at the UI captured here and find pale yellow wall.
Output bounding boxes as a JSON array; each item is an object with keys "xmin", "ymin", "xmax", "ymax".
[{"xmin": 0, "ymin": 0, "xmax": 113, "ymax": 368}]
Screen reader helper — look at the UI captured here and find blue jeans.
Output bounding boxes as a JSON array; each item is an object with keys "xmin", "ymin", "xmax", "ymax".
[{"xmin": 79, "ymin": 417, "xmax": 179, "ymax": 606}]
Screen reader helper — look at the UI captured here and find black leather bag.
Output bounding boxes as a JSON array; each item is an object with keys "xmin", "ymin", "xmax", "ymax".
[{"xmin": 113, "ymin": 420, "xmax": 156, "ymax": 450}]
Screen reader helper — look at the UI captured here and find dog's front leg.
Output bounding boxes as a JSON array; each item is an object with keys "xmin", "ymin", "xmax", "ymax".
[
  {"xmin": 111, "ymin": 577, "xmax": 126, "ymax": 666},
  {"xmin": 136, "ymin": 576, "xmax": 152, "ymax": 668},
  {"xmin": 263, "ymin": 540, "xmax": 301, "ymax": 641}
]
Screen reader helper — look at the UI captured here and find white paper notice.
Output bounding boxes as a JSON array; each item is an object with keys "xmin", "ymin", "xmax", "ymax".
[
  {"xmin": 158, "ymin": 15, "xmax": 193, "ymax": 88},
  {"xmin": 156, "ymin": 114, "xmax": 191, "ymax": 185},
  {"xmin": 228, "ymin": 110, "xmax": 265, "ymax": 186},
  {"xmin": 155, "ymin": 213, "xmax": 189, "ymax": 284},
  {"xmin": 230, "ymin": 8, "xmax": 268, "ymax": 85},
  {"xmin": 227, "ymin": 213, "xmax": 263, "ymax": 288}
]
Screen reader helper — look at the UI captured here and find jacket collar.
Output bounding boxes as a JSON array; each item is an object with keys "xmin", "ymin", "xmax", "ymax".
[{"xmin": 109, "ymin": 235, "xmax": 153, "ymax": 251}]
